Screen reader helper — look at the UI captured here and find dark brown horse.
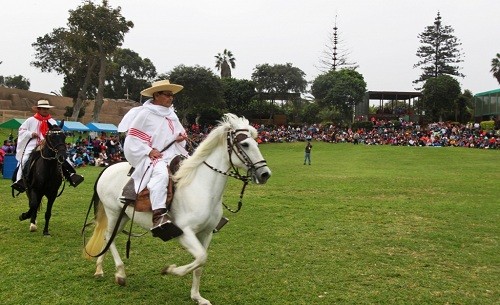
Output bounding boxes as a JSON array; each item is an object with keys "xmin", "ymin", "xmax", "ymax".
[{"xmin": 17, "ymin": 122, "xmax": 68, "ymax": 236}]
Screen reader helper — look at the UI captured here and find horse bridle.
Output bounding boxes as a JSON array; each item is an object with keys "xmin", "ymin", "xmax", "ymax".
[
  {"xmin": 40, "ymin": 130, "xmax": 67, "ymax": 163},
  {"xmin": 203, "ymin": 128, "xmax": 268, "ymax": 213}
]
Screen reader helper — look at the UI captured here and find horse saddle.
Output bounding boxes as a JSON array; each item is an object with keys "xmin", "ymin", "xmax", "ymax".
[{"xmin": 121, "ymin": 155, "xmax": 185, "ymax": 212}]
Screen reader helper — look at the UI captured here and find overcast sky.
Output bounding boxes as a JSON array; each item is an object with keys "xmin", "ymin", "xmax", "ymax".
[{"xmin": 1, "ymin": 0, "xmax": 499, "ymax": 97}]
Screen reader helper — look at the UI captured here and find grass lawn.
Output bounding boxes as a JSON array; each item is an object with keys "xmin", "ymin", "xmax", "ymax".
[{"xmin": 0, "ymin": 138, "xmax": 498, "ymax": 305}]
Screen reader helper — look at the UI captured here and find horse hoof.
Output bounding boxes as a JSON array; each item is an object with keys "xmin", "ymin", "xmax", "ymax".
[
  {"xmin": 161, "ymin": 264, "xmax": 177, "ymax": 275},
  {"xmin": 43, "ymin": 232, "xmax": 51, "ymax": 236},
  {"xmin": 94, "ymin": 272, "xmax": 104, "ymax": 278},
  {"xmin": 30, "ymin": 223, "xmax": 37, "ymax": 232},
  {"xmin": 115, "ymin": 276, "xmax": 126, "ymax": 286}
]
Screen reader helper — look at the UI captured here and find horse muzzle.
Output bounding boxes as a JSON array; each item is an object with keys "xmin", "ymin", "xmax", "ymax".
[{"xmin": 251, "ymin": 164, "xmax": 271, "ymax": 184}]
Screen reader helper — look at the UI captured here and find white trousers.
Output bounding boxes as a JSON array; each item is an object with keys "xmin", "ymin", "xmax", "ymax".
[
  {"xmin": 16, "ymin": 149, "xmax": 33, "ymax": 182},
  {"xmin": 147, "ymin": 160, "xmax": 169, "ymax": 211}
]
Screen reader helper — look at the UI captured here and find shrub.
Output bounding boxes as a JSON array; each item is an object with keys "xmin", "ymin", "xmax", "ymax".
[{"xmin": 480, "ymin": 120, "xmax": 495, "ymax": 131}]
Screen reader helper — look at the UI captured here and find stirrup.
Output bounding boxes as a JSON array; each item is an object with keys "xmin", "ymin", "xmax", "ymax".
[
  {"xmin": 151, "ymin": 217, "xmax": 183, "ymax": 242},
  {"xmin": 69, "ymin": 173, "xmax": 84, "ymax": 187},
  {"xmin": 213, "ymin": 217, "xmax": 229, "ymax": 233},
  {"xmin": 11, "ymin": 181, "xmax": 26, "ymax": 193}
]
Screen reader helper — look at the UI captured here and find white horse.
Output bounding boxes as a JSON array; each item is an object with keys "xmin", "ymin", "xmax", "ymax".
[{"xmin": 84, "ymin": 113, "xmax": 271, "ymax": 305}]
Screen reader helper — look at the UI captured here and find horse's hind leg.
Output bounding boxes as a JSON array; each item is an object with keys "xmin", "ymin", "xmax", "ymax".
[
  {"xmin": 94, "ymin": 253, "xmax": 106, "ymax": 277},
  {"xmin": 104, "ymin": 216, "xmax": 129, "ymax": 286},
  {"xmin": 109, "ymin": 242, "xmax": 126, "ymax": 286}
]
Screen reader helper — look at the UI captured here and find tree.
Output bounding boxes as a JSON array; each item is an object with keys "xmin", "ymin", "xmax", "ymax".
[
  {"xmin": 491, "ymin": 53, "xmax": 500, "ymax": 84},
  {"xmin": 414, "ymin": 12, "xmax": 464, "ymax": 87},
  {"xmin": 421, "ymin": 74, "xmax": 461, "ymax": 122},
  {"xmin": 318, "ymin": 16, "xmax": 357, "ymax": 73},
  {"xmin": 311, "ymin": 68, "xmax": 366, "ymax": 125},
  {"xmin": 252, "ymin": 63, "xmax": 307, "ymax": 98},
  {"xmin": 300, "ymin": 102, "xmax": 321, "ymax": 124},
  {"xmin": 105, "ymin": 48, "xmax": 157, "ymax": 101},
  {"xmin": 162, "ymin": 65, "xmax": 224, "ymax": 124},
  {"xmin": 455, "ymin": 89, "xmax": 474, "ymax": 123},
  {"xmin": 215, "ymin": 49, "xmax": 236, "ymax": 78},
  {"xmin": 67, "ymin": 0, "xmax": 133, "ymax": 122},
  {"xmin": 251, "ymin": 63, "xmax": 307, "ymax": 118},
  {"xmin": 221, "ymin": 78, "xmax": 256, "ymax": 117},
  {"xmin": 0, "ymin": 75, "xmax": 30, "ymax": 90},
  {"xmin": 32, "ymin": 26, "xmax": 98, "ymax": 120}
]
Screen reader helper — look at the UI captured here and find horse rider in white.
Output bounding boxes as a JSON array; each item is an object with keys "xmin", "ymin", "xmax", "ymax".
[
  {"xmin": 118, "ymin": 80, "xmax": 189, "ymax": 232},
  {"xmin": 11, "ymin": 99, "xmax": 84, "ymax": 193}
]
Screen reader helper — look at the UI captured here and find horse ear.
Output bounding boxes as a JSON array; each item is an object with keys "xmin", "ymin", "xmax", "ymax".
[{"xmin": 60, "ymin": 119, "xmax": 65, "ymax": 129}]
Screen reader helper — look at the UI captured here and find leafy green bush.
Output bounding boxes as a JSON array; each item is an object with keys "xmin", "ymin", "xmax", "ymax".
[{"xmin": 480, "ymin": 120, "xmax": 495, "ymax": 131}]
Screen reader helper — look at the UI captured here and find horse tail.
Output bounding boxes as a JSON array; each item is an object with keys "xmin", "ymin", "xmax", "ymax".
[
  {"xmin": 83, "ymin": 198, "xmax": 108, "ymax": 259},
  {"xmin": 83, "ymin": 172, "xmax": 109, "ymax": 260}
]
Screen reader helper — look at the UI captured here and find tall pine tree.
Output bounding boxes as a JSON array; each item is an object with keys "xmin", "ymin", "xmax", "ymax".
[{"xmin": 414, "ymin": 12, "xmax": 464, "ymax": 87}]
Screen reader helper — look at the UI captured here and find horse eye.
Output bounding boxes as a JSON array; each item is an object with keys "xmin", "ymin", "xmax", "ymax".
[{"xmin": 240, "ymin": 143, "xmax": 249, "ymax": 148}]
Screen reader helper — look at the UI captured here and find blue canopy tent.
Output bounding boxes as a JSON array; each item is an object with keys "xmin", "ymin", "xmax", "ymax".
[
  {"xmin": 60, "ymin": 121, "xmax": 90, "ymax": 132},
  {"xmin": 86, "ymin": 122, "xmax": 118, "ymax": 133}
]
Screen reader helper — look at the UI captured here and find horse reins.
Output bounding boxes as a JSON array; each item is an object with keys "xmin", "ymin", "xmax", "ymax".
[{"xmin": 203, "ymin": 129, "xmax": 267, "ymax": 213}]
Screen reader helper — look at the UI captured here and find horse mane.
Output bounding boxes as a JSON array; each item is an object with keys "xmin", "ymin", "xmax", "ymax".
[{"xmin": 174, "ymin": 113, "xmax": 256, "ymax": 188}]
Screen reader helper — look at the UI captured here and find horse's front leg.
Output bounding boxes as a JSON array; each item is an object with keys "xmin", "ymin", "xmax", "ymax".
[
  {"xmin": 162, "ymin": 228, "xmax": 208, "ymax": 277},
  {"xmin": 19, "ymin": 191, "xmax": 40, "ymax": 232},
  {"xmin": 43, "ymin": 197, "xmax": 56, "ymax": 236},
  {"xmin": 162, "ymin": 229, "xmax": 213, "ymax": 304},
  {"xmin": 190, "ymin": 233, "xmax": 213, "ymax": 305}
]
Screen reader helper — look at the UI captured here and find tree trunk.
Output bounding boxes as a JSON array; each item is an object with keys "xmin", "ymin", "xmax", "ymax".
[
  {"xmin": 71, "ymin": 58, "xmax": 96, "ymax": 121},
  {"xmin": 92, "ymin": 51, "xmax": 106, "ymax": 122}
]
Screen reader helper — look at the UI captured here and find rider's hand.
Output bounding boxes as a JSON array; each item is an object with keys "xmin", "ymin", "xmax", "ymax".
[
  {"xmin": 176, "ymin": 132, "xmax": 188, "ymax": 142},
  {"xmin": 148, "ymin": 148, "xmax": 162, "ymax": 160}
]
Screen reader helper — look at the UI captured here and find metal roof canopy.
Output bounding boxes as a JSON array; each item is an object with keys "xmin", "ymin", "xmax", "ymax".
[
  {"xmin": 474, "ymin": 88, "xmax": 500, "ymax": 97},
  {"xmin": 367, "ymin": 91, "xmax": 422, "ymax": 101}
]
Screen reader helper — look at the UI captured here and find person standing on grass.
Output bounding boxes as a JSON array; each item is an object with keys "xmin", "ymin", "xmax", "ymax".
[{"xmin": 304, "ymin": 140, "xmax": 312, "ymax": 165}]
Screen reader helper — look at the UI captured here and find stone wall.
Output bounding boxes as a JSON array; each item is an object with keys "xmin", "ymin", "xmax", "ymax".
[{"xmin": 0, "ymin": 87, "xmax": 140, "ymax": 125}]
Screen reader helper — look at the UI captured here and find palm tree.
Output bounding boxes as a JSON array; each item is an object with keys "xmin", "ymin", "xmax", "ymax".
[
  {"xmin": 215, "ymin": 49, "xmax": 236, "ymax": 78},
  {"xmin": 491, "ymin": 53, "xmax": 500, "ymax": 84}
]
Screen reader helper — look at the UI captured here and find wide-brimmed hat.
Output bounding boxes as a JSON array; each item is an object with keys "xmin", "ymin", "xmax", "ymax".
[
  {"xmin": 140, "ymin": 80, "xmax": 183, "ymax": 97},
  {"xmin": 33, "ymin": 99, "xmax": 54, "ymax": 109}
]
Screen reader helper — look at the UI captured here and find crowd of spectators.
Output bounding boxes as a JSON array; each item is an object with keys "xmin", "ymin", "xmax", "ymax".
[
  {"xmin": 1, "ymin": 119, "xmax": 497, "ymax": 173},
  {"xmin": 66, "ymin": 133, "xmax": 123, "ymax": 167},
  {"xmin": 247, "ymin": 120, "xmax": 499, "ymax": 149}
]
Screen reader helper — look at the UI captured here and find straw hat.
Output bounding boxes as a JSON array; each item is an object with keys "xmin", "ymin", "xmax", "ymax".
[
  {"xmin": 140, "ymin": 80, "xmax": 183, "ymax": 97},
  {"xmin": 32, "ymin": 99, "xmax": 54, "ymax": 110}
]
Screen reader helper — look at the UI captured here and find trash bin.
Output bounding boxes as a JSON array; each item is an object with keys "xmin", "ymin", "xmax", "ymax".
[{"xmin": 3, "ymin": 154, "xmax": 17, "ymax": 179}]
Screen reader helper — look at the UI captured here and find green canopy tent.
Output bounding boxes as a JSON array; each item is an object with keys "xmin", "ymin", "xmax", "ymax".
[{"xmin": 0, "ymin": 118, "xmax": 26, "ymax": 130}]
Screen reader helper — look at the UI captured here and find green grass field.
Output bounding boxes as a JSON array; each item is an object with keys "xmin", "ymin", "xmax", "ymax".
[{"xmin": 0, "ymin": 141, "xmax": 498, "ymax": 305}]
